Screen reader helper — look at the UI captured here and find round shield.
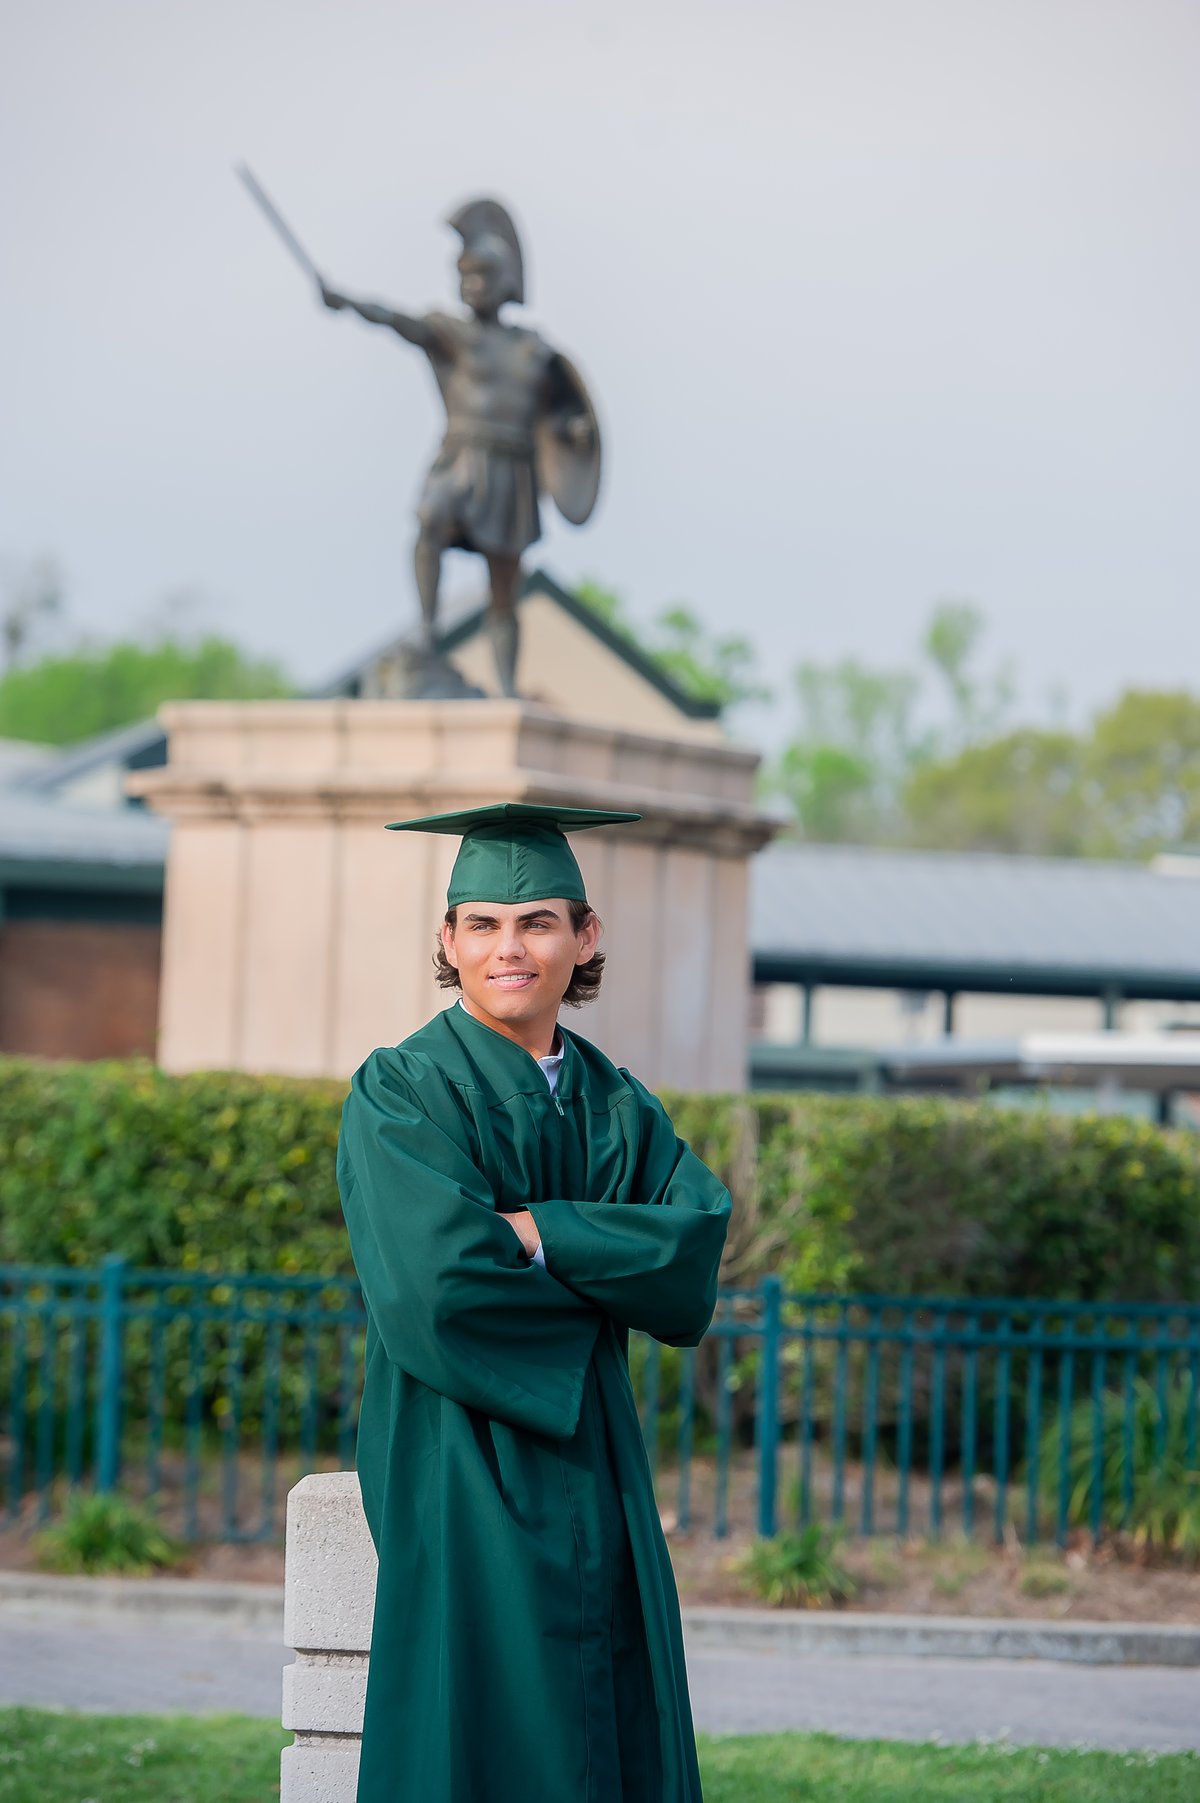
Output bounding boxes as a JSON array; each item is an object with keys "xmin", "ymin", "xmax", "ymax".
[{"xmin": 535, "ymin": 354, "xmax": 602, "ymax": 526}]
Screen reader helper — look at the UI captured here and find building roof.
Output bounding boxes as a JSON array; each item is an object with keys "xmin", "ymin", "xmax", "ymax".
[
  {"xmin": 8, "ymin": 717, "xmax": 168, "ymax": 797},
  {"xmin": 752, "ymin": 843, "xmax": 1200, "ymax": 1001},
  {"xmin": 316, "ymin": 567, "xmax": 722, "ymax": 722},
  {"xmin": 0, "ymin": 791, "xmax": 168, "ymax": 888},
  {"xmin": 0, "ymin": 738, "xmax": 60, "ymax": 785}
]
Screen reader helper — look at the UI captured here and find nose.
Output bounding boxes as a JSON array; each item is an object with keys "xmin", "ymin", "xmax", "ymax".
[{"xmin": 496, "ymin": 923, "xmax": 526, "ymax": 961}]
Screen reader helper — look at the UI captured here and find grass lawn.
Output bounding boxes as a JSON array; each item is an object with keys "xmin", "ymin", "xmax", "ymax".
[
  {"xmin": 700, "ymin": 1732, "xmax": 1200, "ymax": 1800},
  {"xmin": 0, "ymin": 1710, "xmax": 1197, "ymax": 1802},
  {"xmin": 0, "ymin": 1711, "xmax": 287, "ymax": 1802}
]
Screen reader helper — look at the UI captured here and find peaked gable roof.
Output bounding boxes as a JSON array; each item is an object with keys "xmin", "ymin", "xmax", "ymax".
[
  {"xmin": 11, "ymin": 717, "xmax": 168, "ymax": 796},
  {"xmin": 315, "ymin": 568, "xmax": 722, "ymax": 721}
]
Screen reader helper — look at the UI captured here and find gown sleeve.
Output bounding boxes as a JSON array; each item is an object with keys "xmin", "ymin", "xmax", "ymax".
[
  {"xmin": 526, "ymin": 1075, "xmax": 731, "ymax": 1348},
  {"xmin": 338, "ymin": 1049, "xmax": 602, "ymax": 1440}
]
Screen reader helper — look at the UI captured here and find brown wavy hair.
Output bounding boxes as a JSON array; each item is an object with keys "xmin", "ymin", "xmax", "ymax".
[{"xmin": 433, "ymin": 900, "xmax": 605, "ymax": 1007}]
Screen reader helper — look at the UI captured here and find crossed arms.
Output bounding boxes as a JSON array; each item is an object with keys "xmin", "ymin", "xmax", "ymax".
[{"xmin": 337, "ymin": 1052, "xmax": 731, "ymax": 1439}]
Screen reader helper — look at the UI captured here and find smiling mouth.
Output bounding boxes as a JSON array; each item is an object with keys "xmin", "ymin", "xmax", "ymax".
[{"xmin": 488, "ymin": 972, "xmax": 536, "ymax": 987}]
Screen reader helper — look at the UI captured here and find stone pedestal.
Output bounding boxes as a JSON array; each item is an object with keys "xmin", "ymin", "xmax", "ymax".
[
  {"xmin": 131, "ymin": 699, "xmax": 773, "ymax": 1088},
  {"xmin": 281, "ymin": 1472, "xmax": 375, "ymax": 1803}
]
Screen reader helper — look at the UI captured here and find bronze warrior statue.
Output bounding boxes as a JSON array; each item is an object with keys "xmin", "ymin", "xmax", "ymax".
[{"xmin": 318, "ymin": 199, "xmax": 600, "ymax": 696}]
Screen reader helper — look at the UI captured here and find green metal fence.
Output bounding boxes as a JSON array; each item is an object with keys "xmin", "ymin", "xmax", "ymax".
[
  {"xmin": 0, "ymin": 1261, "xmax": 362, "ymax": 1543},
  {"xmin": 3, "ymin": 1261, "xmax": 1198, "ymax": 1547}
]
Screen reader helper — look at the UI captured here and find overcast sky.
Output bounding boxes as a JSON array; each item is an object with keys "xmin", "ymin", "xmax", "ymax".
[{"xmin": 2, "ymin": 0, "xmax": 1197, "ymax": 744}]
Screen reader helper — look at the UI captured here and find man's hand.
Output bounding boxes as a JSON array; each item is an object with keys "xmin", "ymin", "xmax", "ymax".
[{"xmin": 499, "ymin": 1210, "xmax": 542, "ymax": 1259}]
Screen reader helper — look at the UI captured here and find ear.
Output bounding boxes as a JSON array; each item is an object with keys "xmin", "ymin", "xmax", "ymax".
[
  {"xmin": 440, "ymin": 919, "xmax": 460, "ymax": 971},
  {"xmin": 574, "ymin": 909, "xmax": 602, "ymax": 966}
]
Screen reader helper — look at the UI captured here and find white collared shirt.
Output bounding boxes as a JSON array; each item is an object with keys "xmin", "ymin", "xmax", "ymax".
[{"xmin": 536, "ymin": 1040, "xmax": 565, "ymax": 1094}]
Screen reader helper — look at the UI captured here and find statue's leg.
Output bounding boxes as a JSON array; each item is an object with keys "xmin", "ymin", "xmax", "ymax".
[
  {"xmin": 485, "ymin": 554, "xmax": 521, "ymax": 698},
  {"xmin": 413, "ymin": 529, "xmax": 443, "ymax": 653}
]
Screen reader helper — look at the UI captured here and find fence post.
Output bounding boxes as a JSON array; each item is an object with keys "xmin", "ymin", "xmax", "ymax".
[
  {"xmin": 95, "ymin": 1256, "xmax": 128, "ymax": 1494},
  {"xmin": 757, "ymin": 1275, "xmax": 783, "ymax": 1538}
]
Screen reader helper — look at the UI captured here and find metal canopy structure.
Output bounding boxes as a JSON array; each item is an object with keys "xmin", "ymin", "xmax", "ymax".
[
  {"xmin": 886, "ymin": 1032, "xmax": 1200, "ymax": 1093},
  {"xmin": 752, "ymin": 843, "xmax": 1200, "ymax": 1005}
]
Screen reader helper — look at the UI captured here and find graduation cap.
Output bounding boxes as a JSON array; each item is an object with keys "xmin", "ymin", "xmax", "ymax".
[{"xmin": 386, "ymin": 802, "xmax": 640, "ymax": 907}]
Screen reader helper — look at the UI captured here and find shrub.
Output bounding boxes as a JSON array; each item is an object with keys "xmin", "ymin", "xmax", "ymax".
[
  {"xmin": 4, "ymin": 1058, "xmax": 1200, "ymax": 1495},
  {"xmin": 3, "ymin": 1058, "xmax": 1199, "ymax": 1303},
  {"xmin": 665, "ymin": 1090, "xmax": 1200, "ymax": 1305},
  {"xmin": 736, "ymin": 1526, "xmax": 856, "ymax": 1608},
  {"xmin": 0, "ymin": 1058, "xmax": 346, "ymax": 1276},
  {"xmin": 33, "ymin": 1490, "xmax": 185, "ymax": 1575},
  {"xmin": 1030, "ymin": 1374, "xmax": 1200, "ymax": 1557}
]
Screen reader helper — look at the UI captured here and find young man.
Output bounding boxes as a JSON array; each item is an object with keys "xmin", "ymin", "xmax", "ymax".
[{"xmin": 337, "ymin": 803, "xmax": 732, "ymax": 1803}]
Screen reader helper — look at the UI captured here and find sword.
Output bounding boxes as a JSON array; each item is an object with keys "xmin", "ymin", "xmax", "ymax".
[{"xmin": 236, "ymin": 163, "xmax": 324, "ymax": 286}]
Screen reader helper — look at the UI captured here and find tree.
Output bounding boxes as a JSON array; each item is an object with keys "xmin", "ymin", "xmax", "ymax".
[
  {"xmin": 0, "ymin": 635, "xmax": 295, "ymax": 746},
  {"xmin": 766, "ymin": 600, "xmax": 1018, "ymax": 845},
  {"xmin": 1081, "ymin": 690, "xmax": 1200, "ymax": 858},
  {"xmin": 767, "ymin": 658, "xmax": 925, "ymax": 842},
  {"xmin": 649, "ymin": 606, "xmax": 769, "ymax": 710},
  {"xmin": 574, "ymin": 580, "xmax": 625, "ymax": 631},
  {"xmin": 583, "ymin": 584, "xmax": 1200, "ymax": 864},
  {"xmin": 902, "ymin": 728, "xmax": 1086, "ymax": 855},
  {"xmin": 899, "ymin": 691, "xmax": 1200, "ymax": 860},
  {"xmin": 575, "ymin": 581, "xmax": 769, "ymax": 712},
  {"xmin": 769, "ymin": 741, "xmax": 878, "ymax": 843},
  {"xmin": 0, "ymin": 555, "xmax": 64, "ymax": 671},
  {"xmin": 922, "ymin": 598, "xmax": 1014, "ymax": 750}
]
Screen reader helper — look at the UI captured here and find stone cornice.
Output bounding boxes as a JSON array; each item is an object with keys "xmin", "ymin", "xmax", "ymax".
[
  {"xmin": 127, "ymin": 699, "xmax": 777, "ymax": 856},
  {"xmin": 127, "ymin": 768, "xmax": 776, "ymax": 855},
  {"xmin": 150, "ymin": 697, "xmax": 761, "ymax": 774}
]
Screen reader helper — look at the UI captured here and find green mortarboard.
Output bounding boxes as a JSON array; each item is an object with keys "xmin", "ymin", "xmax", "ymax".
[{"xmin": 385, "ymin": 802, "xmax": 641, "ymax": 907}]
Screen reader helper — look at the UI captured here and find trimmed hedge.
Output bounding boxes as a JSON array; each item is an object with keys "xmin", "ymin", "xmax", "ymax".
[
  {"xmin": 0, "ymin": 1059, "xmax": 346, "ymax": 1277},
  {"xmin": 3, "ymin": 1057, "xmax": 1200, "ymax": 1302},
  {"xmin": 665, "ymin": 1090, "xmax": 1200, "ymax": 1303}
]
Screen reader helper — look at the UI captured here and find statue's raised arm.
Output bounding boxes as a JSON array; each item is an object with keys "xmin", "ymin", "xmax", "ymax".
[
  {"xmin": 236, "ymin": 165, "xmax": 450, "ymax": 359},
  {"xmin": 319, "ymin": 283, "xmax": 447, "ymax": 355}
]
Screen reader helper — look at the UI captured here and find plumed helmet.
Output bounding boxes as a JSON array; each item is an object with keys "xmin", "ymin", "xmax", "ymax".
[{"xmin": 446, "ymin": 196, "xmax": 525, "ymax": 306}]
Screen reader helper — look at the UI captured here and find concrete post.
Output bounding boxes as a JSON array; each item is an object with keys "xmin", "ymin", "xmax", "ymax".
[{"xmin": 280, "ymin": 1472, "xmax": 377, "ymax": 1803}]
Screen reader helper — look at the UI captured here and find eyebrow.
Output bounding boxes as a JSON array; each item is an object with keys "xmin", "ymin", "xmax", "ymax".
[{"xmin": 462, "ymin": 908, "xmax": 564, "ymax": 926}]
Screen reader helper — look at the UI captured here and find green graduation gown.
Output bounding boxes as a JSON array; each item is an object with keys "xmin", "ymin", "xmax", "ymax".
[{"xmin": 336, "ymin": 1002, "xmax": 731, "ymax": 1803}]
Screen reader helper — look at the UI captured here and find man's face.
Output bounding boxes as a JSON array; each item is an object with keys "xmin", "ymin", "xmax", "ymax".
[{"xmin": 441, "ymin": 899, "xmax": 600, "ymax": 1030}]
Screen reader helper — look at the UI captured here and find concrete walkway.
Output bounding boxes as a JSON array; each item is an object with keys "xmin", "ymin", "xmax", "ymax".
[
  {"xmin": 685, "ymin": 1644, "xmax": 1200, "ymax": 1752},
  {"xmin": 2, "ymin": 1599, "xmax": 1199, "ymax": 1752},
  {"xmin": 4, "ymin": 1572, "xmax": 1198, "ymax": 1665}
]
